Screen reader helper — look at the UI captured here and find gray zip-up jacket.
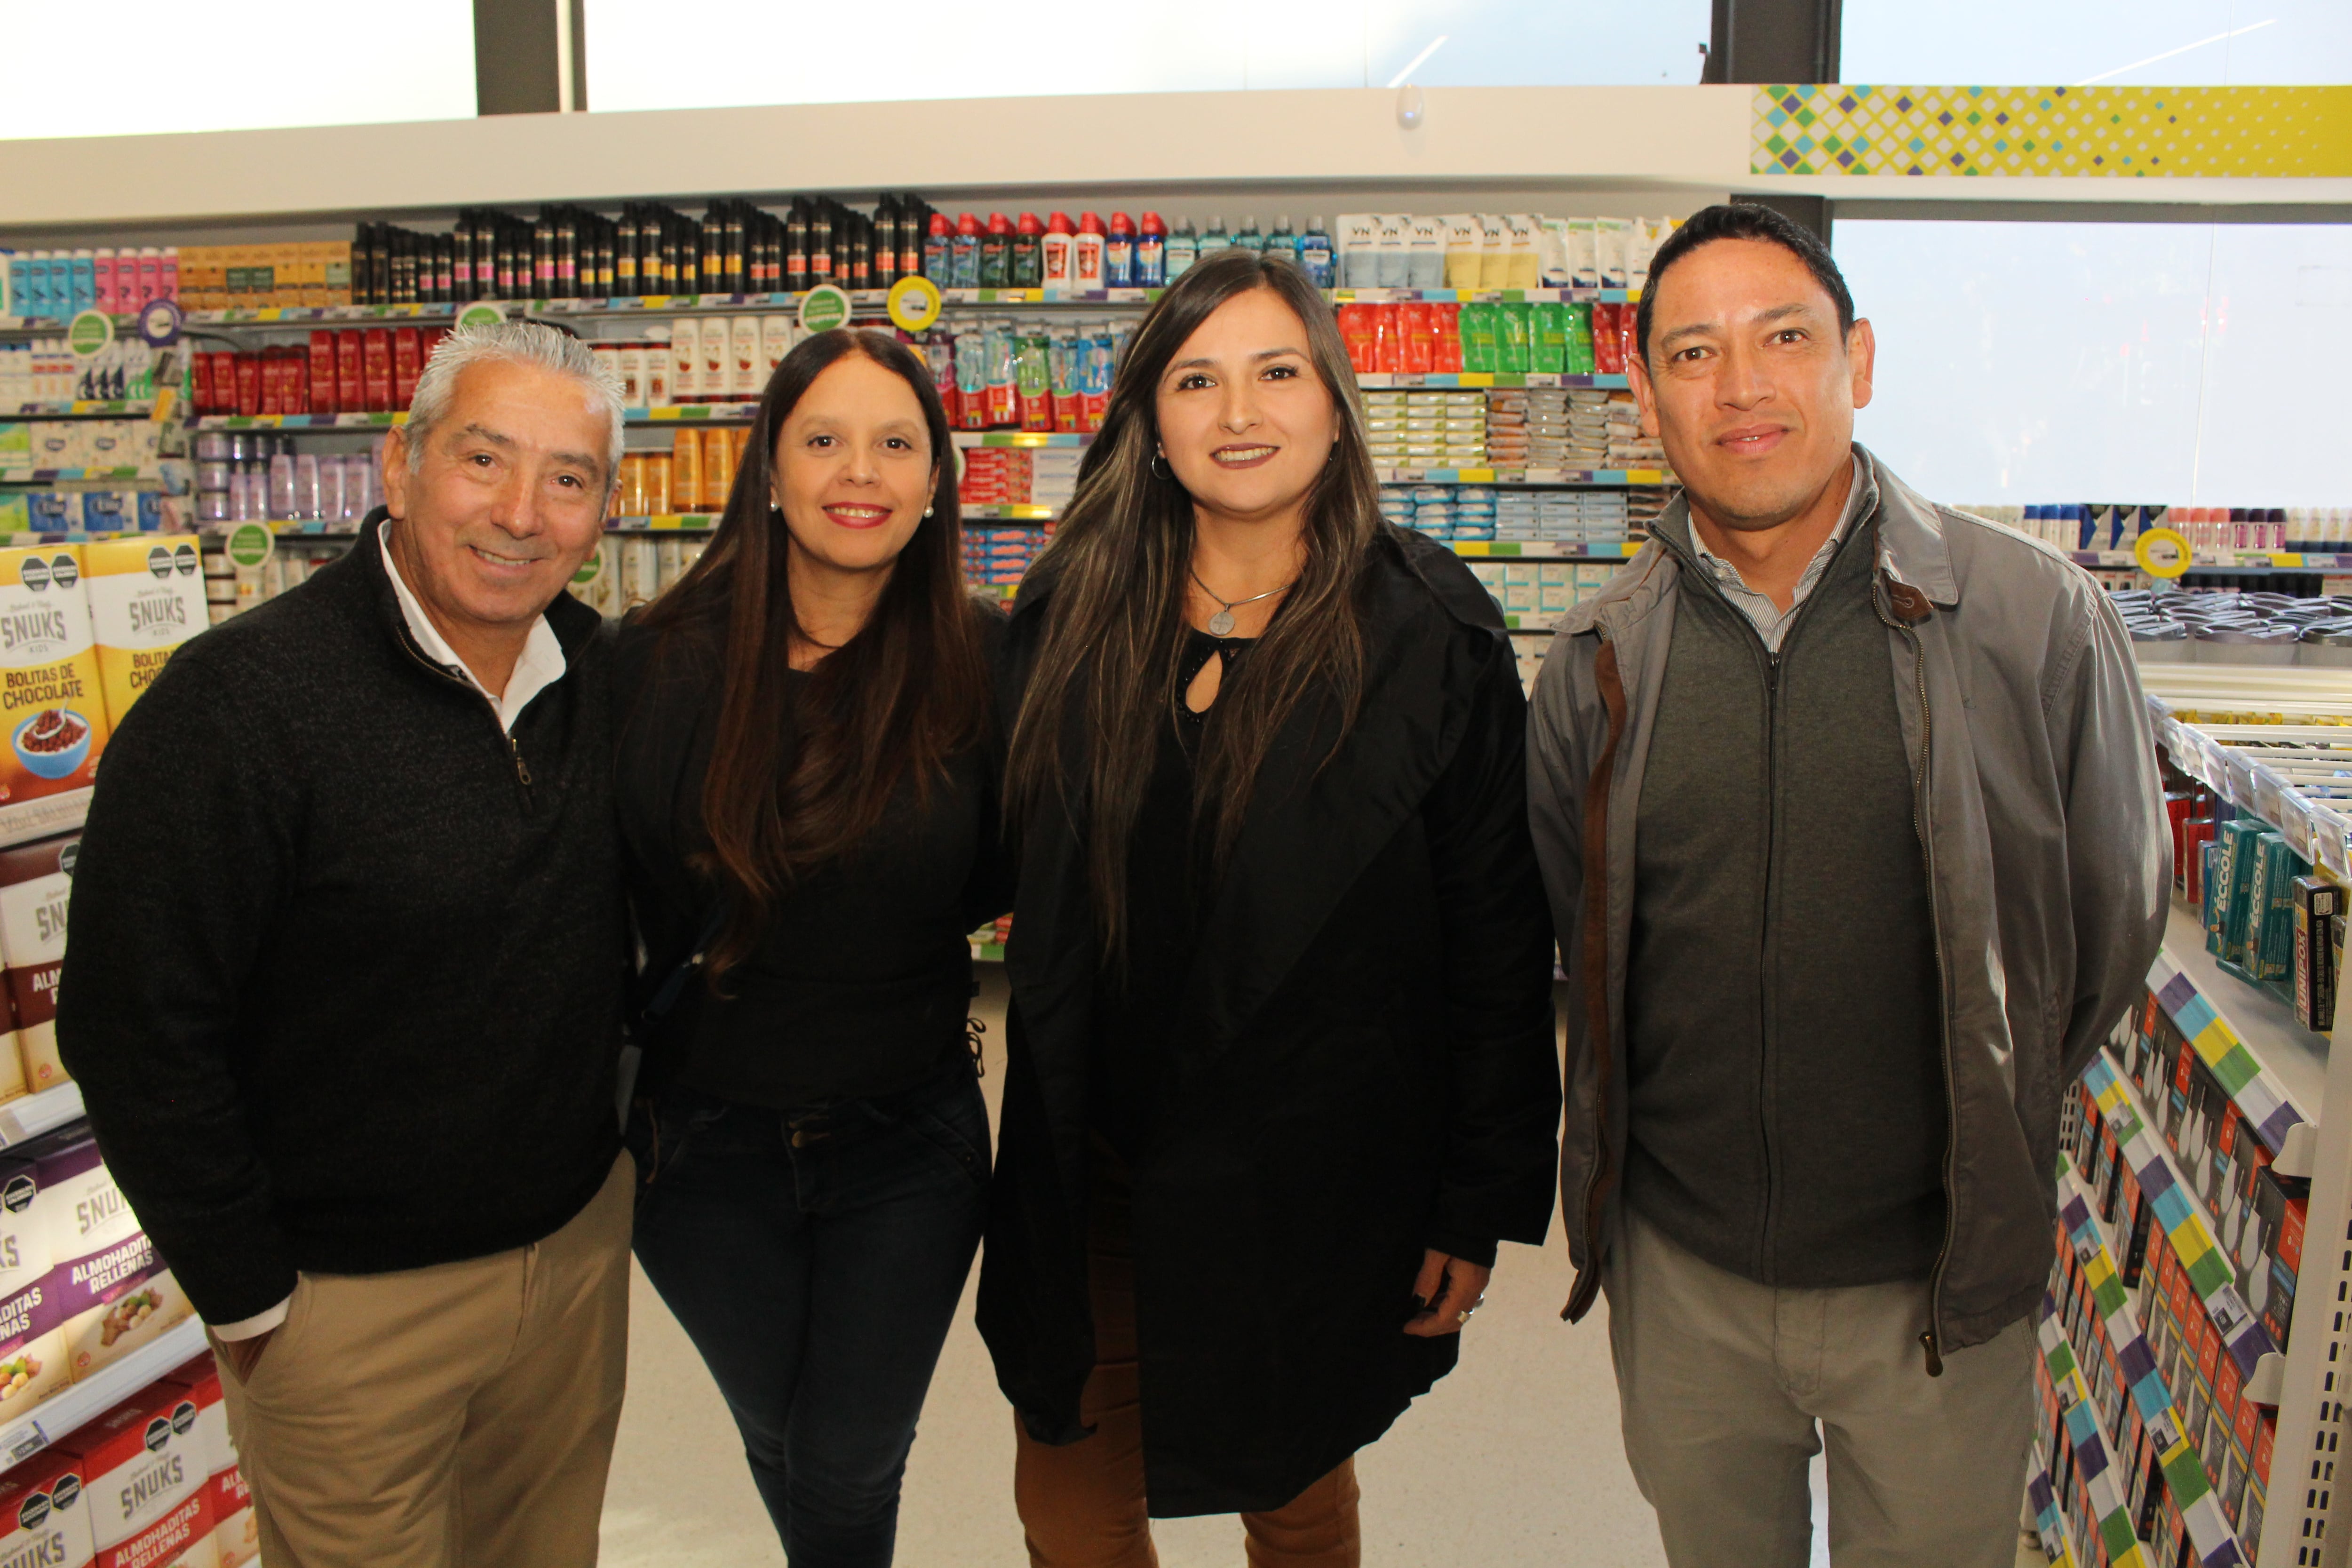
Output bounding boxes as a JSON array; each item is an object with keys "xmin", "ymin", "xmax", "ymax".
[{"xmin": 1528, "ymin": 446, "xmax": 2167, "ymax": 1361}]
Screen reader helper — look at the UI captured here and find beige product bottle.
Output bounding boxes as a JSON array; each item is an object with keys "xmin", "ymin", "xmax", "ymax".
[
  {"xmin": 731, "ymin": 317, "xmax": 761, "ymax": 403},
  {"xmin": 644, "ymin": 326, "xmax": 673, "ymax": 407},
  {"xmin": 761, "ymin": 315, "xmax": 794, "ymax": 379},
  {"xmin": 668, "ymin": 318, "xmax": 699, "ymax": 404},
  {"xmin": 616, "ymin": 343, "xmax": 647, "ymax": 407},
  {"xmin": 703, "ymin": 320, "xmax": 729, "ymax": 404}
]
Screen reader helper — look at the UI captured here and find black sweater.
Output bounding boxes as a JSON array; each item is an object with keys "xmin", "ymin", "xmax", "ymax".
[
  {"xmin": 612, "ymin": 608, "xmax": 1013, "ymax": 1108},
  {"xmin": 56, "ymin": 516, "xmax": 628, "ymax": 1326}
]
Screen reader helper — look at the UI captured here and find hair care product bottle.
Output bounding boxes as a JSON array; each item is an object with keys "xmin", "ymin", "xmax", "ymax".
[
  {"xmin": 1167, "ymin": 219, "xmax": 1199, "ymax": 281},
  {"xmin": 1200, "ymin": 215, "xmax": 1230, "ymax": 256},
  {"xmin": 900, "ymin": 196, "xmax": 928, "ymax": 280},
  {"xmin": 872, "ymin": 195, "xmax": 900, "ymax": 288},
  {"xmin": 1298, "ymin": 217, "xmax": 1334, "ymax": 288},
  {"xmin": 1104, "ymin": 214, "xmax": 1135, "ymax": 289},
  {"xmin": 1042, "ymin": 212, "xmax": 1075, "ymax": 288},
  {"xmin": 923, "ymin": 211, "xmax": 951, "ymax": 283},
  {"xmin": 981, "ymin": 213, "xmax": 1012, "ymax": 289},
  {"xmin": 1012, "ymin": 214, "xmax": 1044, "ymax": 288},
  {"xmin": 1265, "ymin": 215, "xmax": 1298, "ymax": 269},
  {"xmin": 951, "ymin": 213, "xmax": 982, "ymax": 290},
  {"xmin": 1073, "ymin": 215, "xmax": 1106, "ymax": 290},
  {"xmin": 1136, "ymin": 214, "xmax": 1167, "ymax": 287},
  {"xmin": 1235, "ymin": 216, "xmax": 1264, "ymax": 254}
]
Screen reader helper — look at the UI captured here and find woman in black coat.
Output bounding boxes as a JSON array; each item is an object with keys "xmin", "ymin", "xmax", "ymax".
[{"xmin": 985, "ymin": 248, "xmax": 1560, "ymax": 1566}]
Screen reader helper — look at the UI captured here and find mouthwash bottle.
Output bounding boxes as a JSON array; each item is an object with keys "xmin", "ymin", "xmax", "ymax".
[
  {"xmin": 1166, "ymin": 219, "xmax": 1199, "ymax": 280},
  {"xmin": 1264, "ymin": 216, "xmax": 1298, "ymax": 269},
  {"xmin": 1136, "ymin": 214, "xmax": 1167, "ymax": 287},
  {"xmin": 1297, "ymin": 218, "xmax": 1334, "ymax": 287},
  {"xmin": 1235, "ymin": 217, "xmax": 1265, "ymax": 254},
  {"xmin": 1200, "ymin": 216, "xmax": 1230, "ymax": 256}
]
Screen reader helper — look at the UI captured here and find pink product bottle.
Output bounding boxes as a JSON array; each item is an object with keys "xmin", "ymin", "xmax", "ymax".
[
  {"xmin": 92, "ymin": 252, "xmax": 116, "ymax": 314},
  {"xmin": 159, "ymin": 247, "xmax": 179, "ymax": 304}
]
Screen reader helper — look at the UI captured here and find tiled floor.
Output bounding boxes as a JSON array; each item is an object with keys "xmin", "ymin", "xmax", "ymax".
[{"xmin": 598, "ymin": 974, "xmax": 2046, "ymax": 1567}]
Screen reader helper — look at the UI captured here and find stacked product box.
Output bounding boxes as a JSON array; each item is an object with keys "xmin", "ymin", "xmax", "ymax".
[
  {"xmin": 192, "ymin": 325, "xmax": 447, "ymax": 418},
  {"xmin": 0, "ymin": 1445, "xmax": 95, "ymax": 1568},
  {"xmin": 31, "ymin": 1130, "xmax": 195, "ymax": 1385},
  {"xmin": 1, "ymin": 421, "xmax": 162, "ymax": 473},
  {"xmin": 922, "ymin": 323, "xmax": 1117, "ymax": 434},
  {"xmin": 1461, "ymin": 561, "xmax": 1622, "ymax": 624},
  {"xmin": 958, "ymin": 448, "xmax": 1032, "ymax": 508},
  {"xmin": 0, "ymin": 1137, "xmax": 66, "ymax": 1417},
  {"xmin": 175, "ymin": 242, "xmax": 352, "ymax": 310},
  {"xmin": 0, "ymin": 833, "xmax": 79, "ymax": 1098},
  {"xmin": 58, "ymin": 1377, "xmax": 218, "ymax": 1568},
  {"xmin": 1360, "ymin": 390, "xmax": 1484, "ymax": 472},
  {"xmin": 0, "ymin": 544, "xmax": 109, "ymax": 848},
  {"xmin": 159, "ymin": 1356, "xmax": 253, "ymax": 1568},
  {"xmin": 961, "ymin": 526, "xmax": 1052, "ymax": 589}
]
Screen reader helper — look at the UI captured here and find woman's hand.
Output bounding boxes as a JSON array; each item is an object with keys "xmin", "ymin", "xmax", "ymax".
[{"xmin": 1403, "ymin": 1250, "xmax": 1491, "ymax": 1337}]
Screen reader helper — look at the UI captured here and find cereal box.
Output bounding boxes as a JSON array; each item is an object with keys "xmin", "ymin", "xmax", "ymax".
[
  {"xmin": 0, "ymin": 547, "xmax": 105, "ymax": 840},
  {"xmin": 0, "ymin": 833, "xmax": 77, "ymax": 1094},
  {"xmin": 0, "ymin": 1446, "xmax": 95, "ymax": 1568},
  {"xmin": 56, "ymin": 1383, "xmax": 216, "ymax": 1568},
  {"xmin": 82, "ymin": 538, "xmax": 206, "ymax": 728}
]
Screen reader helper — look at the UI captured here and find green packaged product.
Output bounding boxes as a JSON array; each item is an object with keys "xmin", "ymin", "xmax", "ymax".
[
  {"xmin": 1530, "ymin": 302, "xmax": 1568, "ymax": 374},
  {"xmin": 1495, "ymin": 303, "xmax": 1532, "ymax": 374},
  {"xmin": 1564, "ymin": 302, "xmax": 1596, "ymax": 374},
  {"xmin": 2215, "ymin": 818, "xmax": 2270, "ymax": 974},
  {"xmin": 2254, "ymin": 833, "xmax": 2305, "ymax": 983},
  {"xmin": 1458, "ymin": 304, "xmax": 1500, "ymax": 374}
]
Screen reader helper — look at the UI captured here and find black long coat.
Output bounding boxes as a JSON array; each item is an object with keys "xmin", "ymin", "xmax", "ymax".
[{"xmin": 977, "ymin": 526, "xmax": 1561, "ymax": 1517}]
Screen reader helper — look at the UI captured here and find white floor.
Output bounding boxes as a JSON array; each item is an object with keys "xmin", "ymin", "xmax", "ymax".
[{"xmin": 598, "ymin": 974, "xmax": 2040, "ymax": 1567}]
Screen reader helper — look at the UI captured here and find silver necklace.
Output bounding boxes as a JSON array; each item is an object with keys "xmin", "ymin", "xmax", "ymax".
[{"xmin": 1190, "ymin": 568, "xmax": 1294, "ymax": 638}]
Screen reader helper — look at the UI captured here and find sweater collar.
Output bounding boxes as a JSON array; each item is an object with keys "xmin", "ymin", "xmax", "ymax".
[{"xmin": 355, "ymin": 507, "xmax": 605, "ymax": 666}]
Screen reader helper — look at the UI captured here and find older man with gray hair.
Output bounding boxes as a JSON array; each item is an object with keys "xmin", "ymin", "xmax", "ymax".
[{"xmin": 59, "ymin": 321, "xmax": 632, "ymax": 1568}]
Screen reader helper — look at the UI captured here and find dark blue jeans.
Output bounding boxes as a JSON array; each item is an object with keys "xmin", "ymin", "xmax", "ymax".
[{"xmin": 628, "ymin": 1063, "xmax": 988, "ymax": 1568}]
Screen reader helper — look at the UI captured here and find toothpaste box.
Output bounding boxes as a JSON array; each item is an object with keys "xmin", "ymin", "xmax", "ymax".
[
  {"xmin": 155, "ymin": 1358, "xmax": 248, "ymax": 1568},
  {"xmin": 82, "ymin": 537, "xmax": 206, "ymax": 728},
  {"xmin": 0, "ymin": 833, "xmax": 79, "ymax": 1095},
  {"xmin": 0, "ymin": 1446, "xmax": 95, "ymax": 1568},
  {"xmin": 56, "ymin": 1382, "xmax": 217, "ymax": 1568}
]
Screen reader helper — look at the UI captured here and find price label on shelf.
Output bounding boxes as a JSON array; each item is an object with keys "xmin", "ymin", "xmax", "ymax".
[
  {"xmin": 887, "ymin": 276, "xmax": 943, "ymax": 333},
  {"xmin": 799, "ymin": 287, "xmax": 851, "ymax": 334}
]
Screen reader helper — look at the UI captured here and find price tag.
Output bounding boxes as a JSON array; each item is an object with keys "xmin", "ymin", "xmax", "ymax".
[
  {"xmin": 224, "ymin": 522, "xmax": 276, "ymax": 571},
  {"xmin": 2135, "ymin": 526, "xmax": 2191, "ymax": 579},
  {"xmin": 886, "ymin": 276, "xmax": 943, "ymax": 334},
  {"xmin": 799, "ymin": 287, "xmax": 851, "ymax": 334},
  {"xmin": 66, "ymin": 310, "xmax": 112, "ymax": 359},
  {"xmin": 456, "ymin": 302, "xmax": 509, "ymax": 330}
]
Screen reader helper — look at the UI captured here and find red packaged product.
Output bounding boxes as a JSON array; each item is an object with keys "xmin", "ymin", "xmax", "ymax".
[
  {"xmin": 1370, "ymin": 304, "xmax": 1404, "ymax": 374},
  {"xmin": 257, "ymin": 355, "xmax": 278, "ymax": 418},
  {"xmin": 1591, "ymin": 303, "xmax": 1627, "ymax": 374},
  {"xmin": 188, "ymin": 352, "xmax": 214, "ymax": 415},
  {"xmin": 283, "ymin": 347, "xmax": 310, "ymax": 417},
  {"xmin": 336, "ymin": 330, "xmax": 364, "ymax": 413},
  {"xmin": 234, "ymin": 354, "xmax": 261, "ymax": 418},
  {"xmin": 308, "ymin": 330, "xmax": 338, "ymax": 416},
  {"xmin": 420, "ymin": 325, "xmax": 449, "ymax": 368},
  {"xmin": 392, "ymin": 327, "xmax": 422, "ymax": 409},
  {"xmin": 1336, "ymin": 305, "xmax": 1375, "ymax": 374},
  {"xmin": 1399, "ymin": 302, "xmax": 1435, "ymax": 375},
  {"xmin": 1432, "ymin": 303, "xmax": 1463, "ymax": 373},
  {"xmin": 362, "ymin": 329, "xmax": 392, "ymax": 412}
]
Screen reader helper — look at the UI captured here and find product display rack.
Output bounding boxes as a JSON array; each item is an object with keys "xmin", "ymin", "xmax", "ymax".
[
  {"xmin": 2031, "ymin": 1437, "xmax": 2080, "ymax": 1568},
  {"xmin": 2038, "ymin": 1296, "xmax": 2162, "ymax": 1568},
  {"xmin": 0, "ymin": 1316, "xmax": 205, "ymax": 1477}
]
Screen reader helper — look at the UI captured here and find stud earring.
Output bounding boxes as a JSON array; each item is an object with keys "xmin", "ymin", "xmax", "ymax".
[{"xmin": 924, "ymin": 505, "xmax": 934, "ymax": 518}]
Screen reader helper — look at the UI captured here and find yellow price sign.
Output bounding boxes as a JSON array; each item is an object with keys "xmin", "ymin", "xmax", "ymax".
[
  {"xmin": 887, "ymin": 276, "xmax": 944, "ymax": 334},
  {"xmin": 2134, "ymin": 526, "xmax": 2191, "ymax": 579}
]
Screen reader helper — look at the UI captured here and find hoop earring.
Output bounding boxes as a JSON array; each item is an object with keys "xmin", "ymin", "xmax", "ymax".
[{"xmin": 1151, "ymin": 453, "xmax": 1167, "ymax": 479}]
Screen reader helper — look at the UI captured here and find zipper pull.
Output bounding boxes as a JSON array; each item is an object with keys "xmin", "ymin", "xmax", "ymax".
[
  {"xmin": 509, "ymin": 737, "xmax": 533, "ymax": 788},
  {"xmin": 1919, "ymin": 1328, "xmax": 1944, "ymax": 1378}
]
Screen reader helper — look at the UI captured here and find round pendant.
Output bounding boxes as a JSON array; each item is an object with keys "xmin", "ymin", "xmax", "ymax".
[{"xmin": 1207, "ymin": 609, "xmax": 1236, "ymax": 637}]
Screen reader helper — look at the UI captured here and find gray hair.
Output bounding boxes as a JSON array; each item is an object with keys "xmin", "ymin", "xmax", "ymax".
[{"xmin": 403, "ymin": 321, "xmax": 626, "ymax": 490}]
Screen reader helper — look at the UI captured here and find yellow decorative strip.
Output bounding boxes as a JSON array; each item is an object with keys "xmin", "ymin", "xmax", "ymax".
[{"xmin": 1752, "ymin": 84, "xmax": 2352, "ymax": 177}]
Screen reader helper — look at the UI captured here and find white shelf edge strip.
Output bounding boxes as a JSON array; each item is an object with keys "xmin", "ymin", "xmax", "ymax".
[
  {"xmin": 0, "ymin": 1083, "xmax": 83, "ymax": 1150},
  {"xmin": 0, "ymin": 1316, "xmax": 207, "ymax": 1476}
]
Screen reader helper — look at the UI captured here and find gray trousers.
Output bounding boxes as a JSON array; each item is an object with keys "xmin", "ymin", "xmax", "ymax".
[{"xmin": 1603, "ymin": 1207, "xmax": 2036, "ymax": 1568}]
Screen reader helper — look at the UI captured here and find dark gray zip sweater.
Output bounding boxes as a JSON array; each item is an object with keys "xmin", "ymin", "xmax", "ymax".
[
  {"xmin": 57, "ymin": 513, "xmax": 628, "ymax": 1325},
  {"xmin": 1623, "ymin": 509, "xmax": 1947, "ymax": 1288}
]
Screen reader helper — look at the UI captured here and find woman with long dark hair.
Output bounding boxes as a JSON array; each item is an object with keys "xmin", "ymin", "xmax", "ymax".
[
  {"xmin": 614, "ymin": 327, "xmax": 1005, "ymax": 1566},
  {"xmin": 984, "ymin": 249, "xmax": 1560, "ymax": 1565}
]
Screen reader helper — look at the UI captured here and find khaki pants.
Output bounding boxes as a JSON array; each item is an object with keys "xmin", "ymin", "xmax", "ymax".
[
  {"xmin": 1604, "ymin": 1206, "xmax": 2035, "ymax": 1568},
  {"xmin": 1013, "ymin": 1146, "xmax": 1360, "ymax": 1568},
  {"xmin": 215, "ymin": 1153, "xmax": 633, "ymax": 1568}
]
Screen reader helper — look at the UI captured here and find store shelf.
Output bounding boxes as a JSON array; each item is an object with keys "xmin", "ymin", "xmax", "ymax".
[
  {"xmin": 1334, "ymin": 287, "xmax": 1641, "ymax": 304},
  {"xmin": 629, "ymin": 404, "xmax": 757, "ymax": 424},
  {"xmin": 2149, "ymin": 707, "xmax": 2352, "ymax": 884},
  {"xmin": 607, "ymin": 516, "xmax": 718, "ymax": 533},
  {"xmin": 2152, "ymin": 902, "xmax": 2326, "ymax": 1151},
  {"xmin": 1375, "ymin": 467, "xmax": 1669, "ymax": 486},
  {"xmin": 0, "ymin": 467, "xmax": 160, "ymax": 484},
  {"xmin": 2035, "ymin": 1305, "xmax": 2162, "ymax": 1568},
  {"xmin": 1357, "ymin": 373, "xmax": 1631, "ymax": 390},
  {"xmin": 0, "ymin": 1083, "xmax": 82, "ymax": 1150},
  {"xmin": 2081, "ymin": 1051, "xmax": 2287, "ymax": 1398},
  {"xmin": 192, "ymin": 412, "xmax": 405, "ymax": 430},
  {"xmin": 950, "ymin": 431, "xmax": 1092, "ymax": 449},
  {"xmin": 2055, "ymin": 1158, "xmax": 2249, "ymax": 1565},
  {"xmin": 963, "ymin": 505, "xmax": 1056, "ymax": 522},
  {"xmin": 5, "ymin": 401, "xmax": 158, "ymax": 419},
  {"xmin": 1449, "ymin": 540, "xmax": 1641, "ymax": 559},
  {"xmin": 0, "ymin": 788, "xmax": 87, "ymax": 852},
  {"xmin": 0, "ymin": 1317, "xmax": 207, "ymax": 1477}
]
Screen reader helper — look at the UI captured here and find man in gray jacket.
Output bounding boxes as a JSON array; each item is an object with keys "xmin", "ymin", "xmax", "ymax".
[{"xmin": 1527, "ymin": 202, "xmax": 2166, "ymax": 1567}]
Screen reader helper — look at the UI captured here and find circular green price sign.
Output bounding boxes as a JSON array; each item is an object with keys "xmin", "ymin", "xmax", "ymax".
[
  {"xmin": 225, "ymin": 521, "xmax": 276, "ymax": 569},
  {"xmin": 456, "ymin": 302, "xmax": 509, "ymax": 330},
  {"xmin": 67, "ymin": 310, "xmax": 114, "ymax": 358},
  {"xmin": 799, "ymin": 286, "xmax": 851, "ymax": 334}
]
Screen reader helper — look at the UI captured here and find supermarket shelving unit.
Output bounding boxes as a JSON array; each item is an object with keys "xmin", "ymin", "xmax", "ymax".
[{"xmin": 0, "ymin": 1316, "xmax": 206, "ymax": 1476}]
